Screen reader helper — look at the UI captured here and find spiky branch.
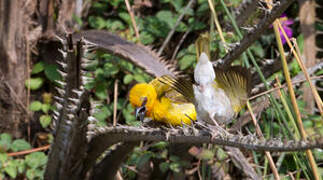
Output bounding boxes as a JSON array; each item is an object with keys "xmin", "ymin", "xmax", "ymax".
[
  {"xmin": 45, "ymin": 35, "xmax": 91, "ymax": 179},
  {"xmin": 88, "ymin": 125, "xmax": 323, "ymax": 152},
  {"xmin": 73, "ymin": 30, "xmax": 180, "ymax": 77}
]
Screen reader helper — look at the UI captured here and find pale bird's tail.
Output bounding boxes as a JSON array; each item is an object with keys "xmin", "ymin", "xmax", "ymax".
[{"xmin": 195, "ymin": 32, "xmax": 211, "ymax": 60}]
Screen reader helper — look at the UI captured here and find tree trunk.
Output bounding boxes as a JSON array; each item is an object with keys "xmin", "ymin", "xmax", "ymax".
[{"xmin": 0, "ymin": 0, "xmax": 29, "ymax": 137}]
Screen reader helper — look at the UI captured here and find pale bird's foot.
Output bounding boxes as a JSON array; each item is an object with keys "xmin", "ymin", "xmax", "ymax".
[{"xmin": 210, "ymin": 116, "xmax": 228, "ymax": 137}]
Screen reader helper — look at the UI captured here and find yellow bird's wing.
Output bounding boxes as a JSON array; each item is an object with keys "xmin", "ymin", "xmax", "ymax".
[
  {"xmin": 150, "ymin": 76, "xmax": 190, "ymax": 103},
  {"xmin": 158, "ymin": 75, "xmax": 195, "ymax": 104},
  {"xmin": 151, "ymin": 76, "xmax": 197, "ymax": 126},
  {"xmin": 214, "ymin": 66, "xmax": 251, "ymax": 113}
]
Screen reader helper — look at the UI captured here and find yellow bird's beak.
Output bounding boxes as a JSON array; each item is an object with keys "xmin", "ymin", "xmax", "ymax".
[{"xmin": 135, "ymin": 106, "xmax": 146, "ymax": 122}]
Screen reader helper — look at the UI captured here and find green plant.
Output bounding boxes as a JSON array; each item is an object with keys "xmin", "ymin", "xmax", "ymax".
[{"xmin": 0, "ymin": 133, "xmax": 47, "ymax": 179}]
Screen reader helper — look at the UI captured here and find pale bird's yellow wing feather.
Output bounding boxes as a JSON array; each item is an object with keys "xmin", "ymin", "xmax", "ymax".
[
  {"xmin": 195, "ymin": 32, "xmax": 210, "ymax": 60},
  {"xmin": 214, "ymin": 66, "xmax": 251, "ymax": 113}
]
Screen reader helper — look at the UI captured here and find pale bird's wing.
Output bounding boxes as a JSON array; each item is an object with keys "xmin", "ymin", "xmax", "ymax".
[{"xmin": 213, "ymin": 66, "xmax": 251, "ymax": 113}]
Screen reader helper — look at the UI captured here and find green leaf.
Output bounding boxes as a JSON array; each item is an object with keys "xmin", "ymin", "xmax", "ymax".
[
  {"xmin": 94, "ymin": 105, "xmax": 111, "ymax": 122},
  {"xmin": 44, "ymin": 64, "xmax": 61, "ymax": 81},
  {"xmin": 251, "ymin": 42, "xmax": 264, "ymax": 57},
  {"xmin": 151, "ymin": 142, "xmax": 168, "ymax": 149},
  {"xmin": 119, "ymin": 12, "xmax": 132, "ymax": 25},
  {"xmin": 94, "ymin": 82, "xmax": 108, "ymax": 99},
  {"xmin": 26, "ymin": 169, "xmax": 36, "ymax": 180},
  {"xmin": 119, "ymin": 60, "xmax": 134, "ymax": 72},
  {"xmin": 159, "ymin": 162, "xmax": 169, "ymax": 173},
  {"xmin": 11, "ymin": 139, "xmax": 31, "ymax": 152},
  {"xmin": 123, "ymin": 74, "xmax": 133, "ymax": 84},
  {"xmin": 41, "ymin": 103, "xmax": 51, "ymax": 114},
  {"xmin": 169, "ymin": 162, "xmax": 180, "ymax": 173},
  {"xmin": 170, "ymin": 0, "xmax": 183, "ymax": 12},
  {"xmin": 104, "ymin": 63, "xmax": 120, "ymax": 76},
  {"xmin": 13, "ymin": 159, "xmax": 25, "ymax": 174},
  {"xmin": 106, "ymin": 19, "xmax": 125, "ymax": 31},
  {"xmin": 169, "ymin": 155, "xmax": 180, "ymax": 162},
  {"xmin": 31, "ymin": 61, "xmax": 45, "ymax": 74},
  {"xmin": 29, "ymin": 101, "xmax": 42, "ymax": 111},
  {"xmin": 88, "ymin": 16, "xmax": 106, "ymax": 29},
  {"xmin": 39, "ymin": 115, "xmax": 51, "ymax": 128},
  {"xmin": 25, "ymin": 77, "xmax": 44, "ymax": 90},
  {"xmin": 137, "ymin": 153, "xmax": 152, "ymax": 168},
  {"xmin": 0, "ymin": 153, "xmax": 8, "ymax": 163},
  {"xmin": 4, "ymin": 161, "xmax": 17, "ymax": 178},
  {"xmin": 188, "ymin": 18, "xmax": 206, "ymax": 30},
  {"xmin": 140, "ymin": 31, "xmax": 155, "ymax": 45},
  {"xmin": 0, "ymin": 134, "xmax": 12, "ymax": 152},
  {"xmin": 134, "ymin": 74, "xmax": 146, "ymax": 83},
  {"xmin": 122, "ymin": 104, "xmax": 138, "ymax": 126},
  {"xmin": 198, "ymin": 149, "xmax": 214, "ymax": 160},
  {"xmin": 156, "ymin": 10, "xmax": 175, "ymax": 28},
  {"xmin": 178, "ymin": 55, "xmax": 195, "ymax": 70},
  {"xmin": 143, "ymin": 16, "xmax": 168, "ymax": 38},
  {"xmin": 25, "ymin": 152, "xmax": 48, "ymax": 169}
]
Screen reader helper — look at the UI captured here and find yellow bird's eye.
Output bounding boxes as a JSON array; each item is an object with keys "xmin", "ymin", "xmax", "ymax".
[{"xmin": 129, "ymin": 83, "xmax": 157, "ymax": 115}]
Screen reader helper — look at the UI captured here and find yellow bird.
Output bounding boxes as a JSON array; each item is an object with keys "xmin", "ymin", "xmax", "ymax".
[
  {"xmin": 129, "ymin": 77, "xmax": 196, "ymax": 126},
  {"xmin": 160, "ymin": 33, "xmax": 250, "ymax": 125}
]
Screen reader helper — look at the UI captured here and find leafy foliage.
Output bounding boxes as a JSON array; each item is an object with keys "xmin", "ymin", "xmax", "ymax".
[
  {"xmin": 11, "ymin": 0, "xmax": 322, "ymax": 179},
  {"xmin": 0, "ymin": 134, "xmax": 47, "ymax": 179}
]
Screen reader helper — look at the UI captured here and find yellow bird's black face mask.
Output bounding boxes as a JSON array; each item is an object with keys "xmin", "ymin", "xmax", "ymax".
[{"xmin": 135, "ymin": 97, "xmax": 147, "ymax": 122}]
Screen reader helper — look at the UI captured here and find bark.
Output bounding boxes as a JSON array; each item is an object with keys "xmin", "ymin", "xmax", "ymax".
[
  {"xmin": 0, "ymin": 0, "xmax": 29, "ymax": 137},
  {"xmin": 298, "ymin": 0, "xmax": 317, "ymax": 113}
]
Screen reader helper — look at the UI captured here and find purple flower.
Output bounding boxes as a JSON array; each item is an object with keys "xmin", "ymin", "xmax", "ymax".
[{"xmin": 278, "ymin": 14, "xmax": 294, "ymax": 44}]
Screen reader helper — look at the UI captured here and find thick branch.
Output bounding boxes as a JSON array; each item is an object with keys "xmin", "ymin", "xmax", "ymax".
[{"xmin": 88, "ymin": 125, "xmax": 323, "ymax": 152}]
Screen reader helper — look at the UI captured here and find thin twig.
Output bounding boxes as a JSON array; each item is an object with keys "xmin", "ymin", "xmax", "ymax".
[
  {"xmin": 157, "ymin": 0, "xmax": 195, "ymax": 55},
  {"xmin": 268, "ymin": 0, "xmax": 320, "ymax": 178},
  {"xmin": 171, "ymin": 26, "xmax": 192, "ymax": 61},
  {"xmin": 277, "ymin": 21, "xmax": 322, "ymax": 115},
  {"xmin": 7, "ymin": 145, "xmax": 50, "ymax": 157},
  {"xmin": 113, "ymin": 79, "xmax": 119, "ymax": 127},
  {"xmin": 125, "ymin": 0, "xmax": 141, "ymax": 42},
  {"xmin": 26, "ymin": 36, "xmax": 31, "ymax": 142},
  {"xmin": 249, "ymin": 75, "xmax": 323, "ymax": 100},
  {"xmin": 274, "ymin": 76, "xmax": 300, "ymax": 139},
  {"xmin": 291, "ymin": 37, "xmax": 322, "ymax": 115},
  {"xmin": 207, "ymin": 0, "xmax": 228, "ymax": 52},
  {"xmin": 246, "ymin": 101, "xmax": 280, "ymax": 180}
]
